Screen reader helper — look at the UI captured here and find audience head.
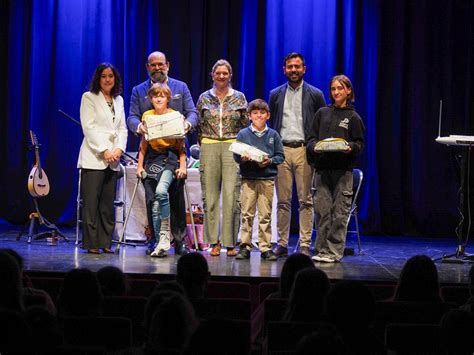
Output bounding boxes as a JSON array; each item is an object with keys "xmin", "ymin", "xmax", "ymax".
[
  {"xmin": 145, "ymin": 290, "xmax": 198, "ymax": 353},
  {"xmin": 1, "ymin": 248, "xmax": 23, "ymax": 271},
  {"xmin": 0, "ymin": 250, "xmax": 23, "ymax": 311},
  {"xmin": 96, "ymin": 266, "xmax": 128, "ymax": 296},
  {"xmin": 279, "ymin": 253, "xmax": 315, "ymax": 298},
  {"xmin": 284, "ymin": 267, "xmax": 330, "ymax": 322},
  {"xmin": 176, "ymin": 252, "xmax": 210, "ymax": 299},
  {"xmin": 394, "ymin": 254, "xmax": 441, "ymax": 302},
  {"xmin": 58, "ymin": 268, "xmax": 103, "ymax": 316}
]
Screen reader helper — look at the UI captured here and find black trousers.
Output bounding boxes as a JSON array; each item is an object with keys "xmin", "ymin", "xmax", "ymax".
[
  {"xmin": 80, "ymin": 167, "xmax": 117, "ymax": 249},
  {"xmin": 144, "ymin": 177, "xmax": 186, "ymax": 244}
]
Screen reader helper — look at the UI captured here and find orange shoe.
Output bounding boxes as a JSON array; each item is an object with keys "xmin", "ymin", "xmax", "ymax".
[
  {"xmin": 210, "ymin": 243, "xmax": 221, "ymax": 256},
  {"xmin": 226, "ymin": 247, "xmax": 237, "ymax": 257}
]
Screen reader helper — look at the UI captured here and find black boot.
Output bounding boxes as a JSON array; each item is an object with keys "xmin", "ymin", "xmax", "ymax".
[{"xmin": 175, "ymin": 241, "xmax": 190, "ymax": 255}]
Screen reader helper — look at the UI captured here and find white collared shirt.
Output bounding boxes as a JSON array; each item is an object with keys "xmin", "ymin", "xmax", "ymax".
[{"xmin": 280, "ymin": 81, "xmax": 304, "ymax": 142}]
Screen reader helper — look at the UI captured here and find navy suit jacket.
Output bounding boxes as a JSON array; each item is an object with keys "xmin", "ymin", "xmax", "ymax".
[
  {"xmin": 127, "ymin": 77, "xmax": 198, "ymax": 134},
  {"xmin": 268, "ymin": 81, "xmax": 326, "ymax": 164}
]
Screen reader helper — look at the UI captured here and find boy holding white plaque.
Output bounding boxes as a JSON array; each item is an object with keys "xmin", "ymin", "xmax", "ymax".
[
  {"xmin": 137, "ymin": 83, "xmax": 187, "ymax": 257},
  {"xmin": 233, "ymin": 99, "xmax": 284, "ymax": 261}
]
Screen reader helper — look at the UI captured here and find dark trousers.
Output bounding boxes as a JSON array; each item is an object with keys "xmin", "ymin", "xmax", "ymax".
[
  {"xmin": 314, "ymin": 169, "xmax": 353, "ymax": 260},
  {"xmin": 80, "ymin": 167, "xmax": 117, "ymax": 249},
  {"xmin": 144, "ymin": 178, "xmax": 186, "ymax": 244}
]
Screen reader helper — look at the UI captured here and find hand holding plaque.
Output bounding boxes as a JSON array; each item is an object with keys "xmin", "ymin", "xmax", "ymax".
[
  {"xmin": 143, "ymin": 111, "xmax": 185, "ymax": 141},
  {"xmin": 229, "ymin": 141, "xmax": 269, "ymax": 162},
  {"xmin": 314, "ymin": 138, "xmax": 350, "ymax": 152}
]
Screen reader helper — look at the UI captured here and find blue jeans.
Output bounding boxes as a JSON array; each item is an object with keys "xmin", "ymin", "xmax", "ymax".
[{"xmin": 151, "ymin": 169, "xmax": 174, "ymax": 241}]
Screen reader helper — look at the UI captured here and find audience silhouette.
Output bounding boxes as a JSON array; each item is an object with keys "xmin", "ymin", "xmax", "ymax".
[
  {"xmin": 283, "ymin": 267, "xmax": 330, "ymax": 322},
  {"xmin": 0, "ymin": 250, "xmax": 23, "ymax": 312},
  {"xmin": 3, "ymin": 250, "xmax": 474, "ymax": 354},
  {"xmin": 58, "ymin": 268, "xmax": 103, "ymax": 317},
  {"xmin": 271, "ymin": 252, "xmax": 314, "ymax": 299},
  {"xmin": 393, "ymin": 254, "xmax": 442, "ymax": 302},
  {"xmin": 97, "ymin": 265, "xmax": 129, "ymax": 296},
  {"xmin": 327, "ymin": 280, "xmax": 386, "ymax": 354},
  {"xmin": 145, "ymin": 290, "xmax": 198, "ymax": 354},
  {"xmin": 176, "ymin": 252, "xmax": 210, "ymax": 299}
]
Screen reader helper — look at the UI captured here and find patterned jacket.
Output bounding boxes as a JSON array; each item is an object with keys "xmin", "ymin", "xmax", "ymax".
[{"xmin": 197, "ymin": 88, "xmax": 249, "ymax": 140}]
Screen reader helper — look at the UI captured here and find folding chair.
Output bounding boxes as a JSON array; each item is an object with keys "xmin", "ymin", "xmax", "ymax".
[{"xmin": 347, "ymin": 168, "xmax": 363, "ymax": 255}]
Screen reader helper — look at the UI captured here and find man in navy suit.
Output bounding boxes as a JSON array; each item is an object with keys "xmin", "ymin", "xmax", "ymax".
[
  {"xmin": 128, "ymin": 51, "xmax": 198, "ymax": 255},
  {"xmin": 269, "ymin": 52, "xmax": 326, "ymax": 257}
]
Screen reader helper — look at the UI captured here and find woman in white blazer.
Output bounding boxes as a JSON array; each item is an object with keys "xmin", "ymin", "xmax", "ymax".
[{"xmin": 77, "ymin": 63, "xmax": 128, "ymax": 254}]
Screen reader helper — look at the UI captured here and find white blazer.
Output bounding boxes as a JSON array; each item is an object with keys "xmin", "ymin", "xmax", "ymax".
[{"xmin": 77, "ymin": 91, "xmax": 128, "ymax": 171}]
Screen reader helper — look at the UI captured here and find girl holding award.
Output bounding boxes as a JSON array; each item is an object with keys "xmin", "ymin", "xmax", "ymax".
[
  {"xmin": 306, "ymin": 75, "xmax": 365, "ymax": 263},
  {"xmin": 136, "ymin": 83, "xmax": 187, "ymax": 257}
]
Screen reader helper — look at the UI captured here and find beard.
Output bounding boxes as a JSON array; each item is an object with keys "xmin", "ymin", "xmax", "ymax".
[
  {"xmin": 149, "ymin": 69, "xmax": 168, "ymax": 83},
  {"xmin": 287, "ymin": 72, "xmax": 303, "ymax": 84}
]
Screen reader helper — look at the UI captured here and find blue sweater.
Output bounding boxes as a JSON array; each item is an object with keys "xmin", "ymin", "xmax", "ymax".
[{"xmin": 233, "ymin": 126, "xmax": 285, "ymax": 180}]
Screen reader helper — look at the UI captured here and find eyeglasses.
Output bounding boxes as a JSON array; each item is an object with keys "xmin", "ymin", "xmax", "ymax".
[{"xmin": 148, "ymin": 62, "xmax": 167, "ymax": 69}]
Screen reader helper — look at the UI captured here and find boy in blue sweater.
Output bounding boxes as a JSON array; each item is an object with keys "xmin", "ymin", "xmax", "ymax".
[{"xmin": 233, "ymin": 99, "xmax": 285, "ymax": 260}]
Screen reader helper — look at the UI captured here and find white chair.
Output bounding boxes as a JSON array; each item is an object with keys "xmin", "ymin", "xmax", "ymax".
[{"xmin": 75, "ymin": 164, "xmax": 126, "ymax": 245}]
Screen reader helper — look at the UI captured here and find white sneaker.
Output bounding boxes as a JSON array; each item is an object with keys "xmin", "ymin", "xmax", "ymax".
[
  {"xmin": 150, "ymin": 247, "xmax": 168, "ymax": 257},
  {"xmin": 157, "ymin": 231, "xmax": 171, "ymax": 251},
  {"xmin": 312, "ymin": 255, "xmax": 335, "ymax": 263}
]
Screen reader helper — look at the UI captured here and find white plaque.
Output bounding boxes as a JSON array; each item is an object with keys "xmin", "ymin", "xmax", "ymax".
[
  {"xmin": 229, "ymin": 141, "xmax": 269, "ymax": 162},
  {"xmin": 144, "ymin": 111, "xmax": 185, "ymax": 140}
]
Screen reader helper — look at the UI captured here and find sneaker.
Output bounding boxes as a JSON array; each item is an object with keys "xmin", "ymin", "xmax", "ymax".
[
  {"xmin": 312, "ymin": 255, "xmax": 335, "ymax": 263},
  {"xmin": 261, "ymin": 250, "xmax": 278, "ymax": 261},
  {"xmin": 157, "ymin": 231, "xmax": 171, "ymax": 250},
  {"xmin": 298, "ymin": 246, "xmax": 311, "ymax": 257},
  {"xmin": 150, "ymin": 247, "xmax": 168, "ymax": 258},
  {"xmin": 273, "ymin": 245, "xmax": 288, "ymax": 257},
  {"xmin": 236, "ymin": 248, "xmax": 251, "ymax": 260}
]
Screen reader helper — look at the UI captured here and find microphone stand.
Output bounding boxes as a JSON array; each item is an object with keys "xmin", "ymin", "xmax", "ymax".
[
  {"xmin": 59, "ymin": 109, "xmax": 137, "ymax": 249},
  {"xmin": 59, "ymin": 109, "xmax": 138, "ymax": 163}
]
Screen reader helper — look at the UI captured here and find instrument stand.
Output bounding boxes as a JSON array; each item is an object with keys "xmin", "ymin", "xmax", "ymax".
[
  {"xmin": 440, "ymin": 146, "xmax": 473, "ymax": 264},
  {"xmin": 18, "ymin": 198, "xmax": 69, "ymax": 243}
]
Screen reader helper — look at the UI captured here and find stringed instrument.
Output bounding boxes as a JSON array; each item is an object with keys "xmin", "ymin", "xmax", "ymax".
[{"xmin": 27, "ymin": 130, "xmax": 50, "ymax": 197}]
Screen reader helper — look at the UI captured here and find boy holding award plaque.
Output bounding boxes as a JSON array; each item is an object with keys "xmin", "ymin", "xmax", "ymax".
[
  {"xmin": 233, "ymin": 99, "xmax": 284, "ymax": 261},
  {"xmin": 136, "ymin": 83, "xmax": 187, "ymax": 257},
  {"xmin": 306, "ymin": 75, "xmax": 365, "ymax": 263}
]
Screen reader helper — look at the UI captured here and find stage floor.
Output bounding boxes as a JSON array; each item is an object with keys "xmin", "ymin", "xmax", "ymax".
[{"xmin": 1, "ymin": 223, "xmax": 473, "ymax": 285}]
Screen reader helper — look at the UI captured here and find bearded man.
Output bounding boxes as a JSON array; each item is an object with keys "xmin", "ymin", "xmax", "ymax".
[{"xmin": 127, "ymin": 51, "xmax": 198, "ymax": 255}]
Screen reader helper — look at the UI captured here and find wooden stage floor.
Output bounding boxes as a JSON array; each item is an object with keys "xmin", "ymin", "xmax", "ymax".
[{"xmin": 1, "ymin": 222, "xmax": 473, "ymax": 285}]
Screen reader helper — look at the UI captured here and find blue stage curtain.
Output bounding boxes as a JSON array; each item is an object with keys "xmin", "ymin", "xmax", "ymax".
[{"xmin": 1, "ymin": 0, "xmax": 473, "ymax": 238}]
